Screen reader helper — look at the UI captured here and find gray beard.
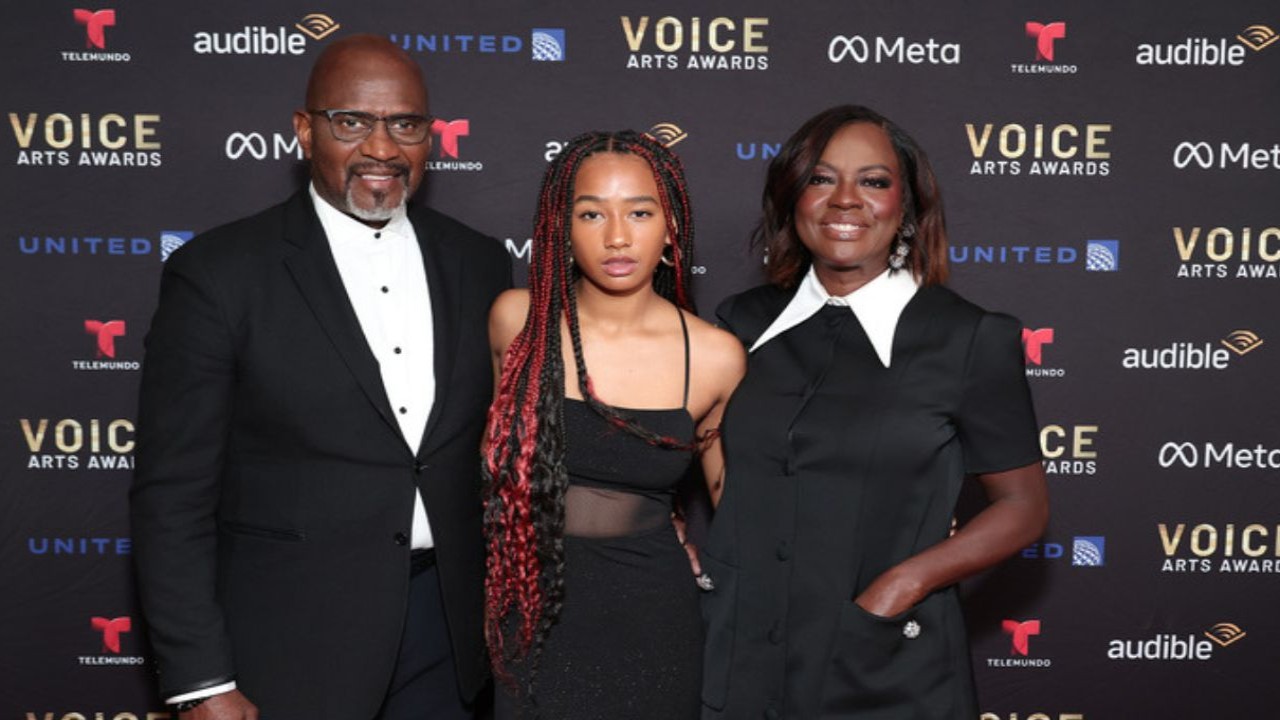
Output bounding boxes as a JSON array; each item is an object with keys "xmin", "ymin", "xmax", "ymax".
[{"xmin": 345, "ymin": 186, "xmax": 405, "ymax": 223}]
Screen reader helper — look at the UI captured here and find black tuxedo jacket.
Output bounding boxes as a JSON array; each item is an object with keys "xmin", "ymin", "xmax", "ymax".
[{"xmin": 131, "ymin": 192, "xmax": 511, "ymax": 719}]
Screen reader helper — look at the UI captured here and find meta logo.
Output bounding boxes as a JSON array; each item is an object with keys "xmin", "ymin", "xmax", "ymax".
[
  {"xmin": 1040, "ymin": 424, "xmax": 1097, "ymax": 475},
  {"xmin": 1159, "ymin": 523, "xmax": 1280, "ymax": 574},
  {"xmin": 1174, "ymin": 225, "xmax": 1280, "ymax": 279},
  {"xmin": 1106, "ymin": 622, "xmax": 1244, "ymax": 661},
  {"xmin": 988, "ymin": 619, "xmax": 1050, "ymax": 668},
  {"xmin": 81, "ymin": 616, "xmax": 145, "ymax": 666},
  {"xmin": 194, "ymin": 13, "xmax": 341, "ymax": 55},
  {"xmin": 9, "ymin": 112, "xmax": 161, "ymax": 168},
  {"xmin": 391, "ymin": 27, "xmax": 566, "ymax": 62},
  {"xmin": 224, "ymin": 129, "xmax": 302, "ymax": 161},
  {"xmin": 828, "ymin": 34, "xmax": 960, "ymax": 66},
  {"xmin": 20, "ymin": 418, "xmax": 135, "ymax": 470},
  {"xmin": 1158, "ymin": 441, "xmax": 1280, "ymax": 470},
  {"xmin": 623, "ymin": 16, "xmax": 769, "ymax": 71},
  {"xmin": 1022, "ymin": 537, "xmax": 1105, "ymax": 566},
  {"xmin": 967, "ymin": 122, "xmax": 1111, "ymax": 176},
  {"xmin": 1014, "ymin": 22, "xmax": 1074, "ymax": 75},
  {"xmin": 428, "ymin": 118, "xmax": 481, "ymax": 172},
  {"xmin": 1172, "ymin": 140, "xmax": 1280, "ymax": 171}
]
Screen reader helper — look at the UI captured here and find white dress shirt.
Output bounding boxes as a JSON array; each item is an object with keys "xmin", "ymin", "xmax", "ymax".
[
  {"xmin": 311, "ymin": 185, "xmax": 436, "ymax": 549},
  {"xmin": 750, "ymin": 265, "xmax": 919, "ymax": 368}
]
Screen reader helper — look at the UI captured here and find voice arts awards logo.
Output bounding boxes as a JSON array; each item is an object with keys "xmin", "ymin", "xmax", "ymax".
[
  {"xmin": 75, "ymin": 319, "xmax": 139, "ymax": 371},
  {"xmin": 81, "ymin": 616, "xmax": 145, "ymax": 666},
  {"xmin": 20, "ymin": 417, "xmax": 135, "ymax": 471},
  {"xmin": 623, "ymin": 16, "xmax": 769, "ymax": 71},
  {"xmin": 1159, "ymin": 522, "xmax": 1280, "ymax": 574},
  {"xmin": 9, "ymin": 111, "xmax": 162, "ymax": 168},
  {"xmin": 967, "ymin": 121, "xmax": 1111, "ymax": 177},
  {"xmin": 64, "ymin": 8, "xmax": 130, "ymax": 62},
  {"xmin": 1173, "ymin": 225, "xmax": 1280, "ymax": 279},
  {"xmin": 1013, "ymin": 21, "xmax": 1075, "ymax": 74},
  {"xmin": 1040, "ymin": 424, "xmax": 1099, "ymax": 476}
]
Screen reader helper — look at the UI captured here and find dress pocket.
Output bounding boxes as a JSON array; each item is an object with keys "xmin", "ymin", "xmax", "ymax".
[
  {"xmin": 819, "ymin": 594, "xmax": 947, "ymax": 716},
  {"xmin": 698, "ymin": 552, "xmax": 737, "ymax": 711}
]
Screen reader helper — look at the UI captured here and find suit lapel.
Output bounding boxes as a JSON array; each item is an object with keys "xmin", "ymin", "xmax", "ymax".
[
  {"xmin": 280, "ymin": 193, "xmax": 404, "ymax": 446},
  {"xmin": 414, "ymin": 210, "xmax": 463, "ymax": 458}
]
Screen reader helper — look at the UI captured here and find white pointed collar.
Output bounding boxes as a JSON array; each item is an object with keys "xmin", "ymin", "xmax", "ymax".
[{"xmin": 749, "ymin": 265, "xmax": 919, "ymax": 368}]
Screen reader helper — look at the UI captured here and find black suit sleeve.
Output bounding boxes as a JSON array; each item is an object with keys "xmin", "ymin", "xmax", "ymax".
[{"xmin": 130, "ymin": 243, "xmax": 238, "ymax": 696}]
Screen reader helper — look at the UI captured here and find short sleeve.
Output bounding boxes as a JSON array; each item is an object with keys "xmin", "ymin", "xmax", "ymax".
[{"xmin": 956, "ymin": 312, "xmax": 1042, "ymax": 475}]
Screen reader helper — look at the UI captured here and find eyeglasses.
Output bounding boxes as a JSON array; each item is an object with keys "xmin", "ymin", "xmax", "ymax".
[{"xmin": 307, "ymin": 109, "xmax": 434, "ymax": 145}]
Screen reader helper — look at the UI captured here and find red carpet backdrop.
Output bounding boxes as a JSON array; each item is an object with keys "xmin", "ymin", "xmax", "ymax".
[{"xmin": 2, "ymin": 1, "xmax": 1278, "ymax": 717}]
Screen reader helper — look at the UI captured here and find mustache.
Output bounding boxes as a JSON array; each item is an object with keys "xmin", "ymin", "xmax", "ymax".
[{"xmin": 347, "ymin": 161, "xmax": 411, "ymax": 178}]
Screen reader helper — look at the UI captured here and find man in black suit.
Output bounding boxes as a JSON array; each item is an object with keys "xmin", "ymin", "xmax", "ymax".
[{"xmin": 130, "ymin": 34, "xmax": 510, "ymax": 720}]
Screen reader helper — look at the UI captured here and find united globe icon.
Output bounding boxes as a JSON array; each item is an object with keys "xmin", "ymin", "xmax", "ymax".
[
  {"xmin": 1085, "ymin": 242, "xmax": 1118, "ymax": 271},
  {"xmin": 1072, "ymin": 537, "xmax": 1105, "ymax": 566},
  {"xmin": 532, "ymin": 31, "xmax": 564, "ymax": 62}
]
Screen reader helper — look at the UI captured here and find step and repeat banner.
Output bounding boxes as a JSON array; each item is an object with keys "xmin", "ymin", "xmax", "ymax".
[{"xmin": 2, "ymin": 1, "xmax": 1277, "ymax": 717}]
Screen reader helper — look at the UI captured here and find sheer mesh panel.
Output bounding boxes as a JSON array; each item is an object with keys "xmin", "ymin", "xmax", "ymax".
[{"xmin": 562, "ymin": 485, "xmax": 672, "ymax": 538}]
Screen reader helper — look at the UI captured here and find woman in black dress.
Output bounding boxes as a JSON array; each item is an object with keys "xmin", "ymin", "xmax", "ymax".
[
  {"xmin": 483, "ymin": 130, "xmax": 744, "ymax": 719},
  {"xmin": 702, "ymin": 106, "xmax": 1049, "ymax": 719}
]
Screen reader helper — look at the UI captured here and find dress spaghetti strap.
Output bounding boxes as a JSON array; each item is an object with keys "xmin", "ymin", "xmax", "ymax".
[{"xmin": 677, "ymin": 308, "xmax": 691, "ymax": 410}]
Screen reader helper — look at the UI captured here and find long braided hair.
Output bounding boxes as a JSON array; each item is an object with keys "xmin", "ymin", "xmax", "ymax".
[{"xmin": 482, "ymin": 130, "xmax": 696, "ymax": 689}]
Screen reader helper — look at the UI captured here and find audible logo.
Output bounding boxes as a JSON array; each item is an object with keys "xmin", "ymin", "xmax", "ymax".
[
  {"xmin": 194, "ymin": 14, "xmax": 340, "ymax": 55},
  {"xmin": 1174, "ymin": 225, "xmax": 1279, "ymax": 279},
  {"xmin": 9, "ymin": 112, "xmax": 161, "ymax": 168},
  {"xmin": 1122, "ymin": 330, "xmax": 1261, "ymax": 370},
  {"xmin": 1107, "ymin": 622, "xmax": 1244, "ymax": 661},
  {"xmin": 967, "ymin": 122, "xmax": 1111, "ymax": 176},
  {"xmin": 622, "ymin": 16, "xmax": 769, "ymax": 71}
]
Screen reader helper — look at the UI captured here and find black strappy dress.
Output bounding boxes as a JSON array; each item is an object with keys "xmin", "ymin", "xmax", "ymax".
[{"xmin": 497, "ymin": 310, "xmax": 703, "ymax": 719}]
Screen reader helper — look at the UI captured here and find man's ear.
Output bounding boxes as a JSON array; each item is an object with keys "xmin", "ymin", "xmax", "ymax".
[{"xmin": 292, "ymin": 110, "xmax": 313, "ymax": 160}]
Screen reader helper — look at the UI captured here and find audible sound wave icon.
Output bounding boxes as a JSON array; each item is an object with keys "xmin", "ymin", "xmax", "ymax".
[
  {"xmin": 1204, "ymin": 622, "xmax": 1246, "ymax": 648},
  {"xmin": 1220, "ymin": 329, "xmax": 1263, "ymax": 356},
  {"xmin": 296, "ymin": 13, "xmax": 341, "ymax": 41},
  {"xmin": 1237, "ymin": 25, "xmax": 1278, "ymax": 52},
  {"xmin": 647, "ymin": 123, "xmax": 688, "ymax": 148}
]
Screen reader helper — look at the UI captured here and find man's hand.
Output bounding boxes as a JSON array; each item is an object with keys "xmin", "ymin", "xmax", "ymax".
[{"xmin": 182, "ymin": 689, "xmax": 259, "ymax": 720}]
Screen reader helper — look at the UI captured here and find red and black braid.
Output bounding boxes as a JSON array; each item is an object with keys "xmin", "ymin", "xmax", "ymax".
[{"xmin": 482, "ymin": 130, "xmax": 696, "ymax": 694}]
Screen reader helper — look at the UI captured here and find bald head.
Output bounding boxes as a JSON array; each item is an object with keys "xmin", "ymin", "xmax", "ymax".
[
  {"xmin": 294, "ymin": 33, "xmax": 433, "ymax": 227},
  {"xmin": 305, "ymin": 34, "xmax": 427, "ymax": 110}
]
